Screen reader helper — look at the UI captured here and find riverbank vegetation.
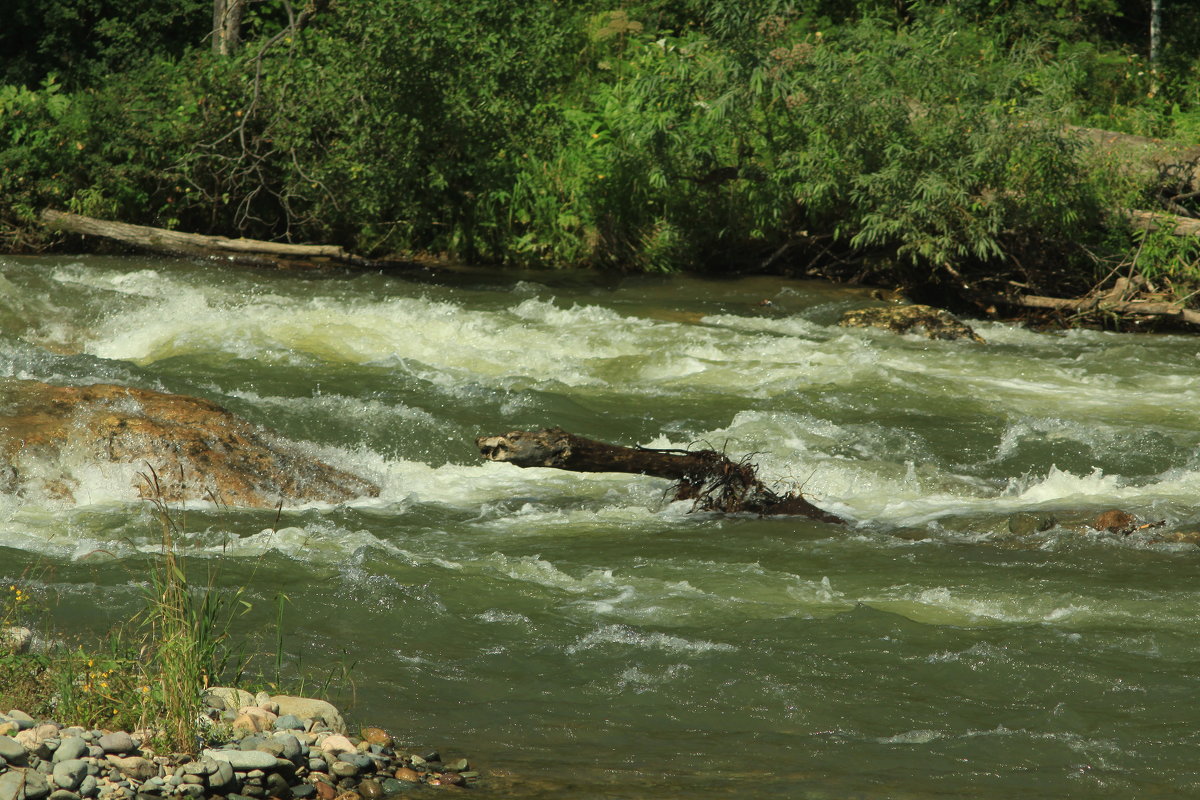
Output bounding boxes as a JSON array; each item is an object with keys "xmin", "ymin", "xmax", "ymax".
[
  {"xmin": 0, "ymin": 487, "xmax": 286, "ymax": 754},
  {"xmin": 3, "ymin": 0, "xmax": 1200, "ymax": 319}
]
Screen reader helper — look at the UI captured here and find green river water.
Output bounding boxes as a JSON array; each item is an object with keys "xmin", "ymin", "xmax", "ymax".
[{"xmin": 2, "ymin": 254, "xmax": 1200, "ymax": 799}]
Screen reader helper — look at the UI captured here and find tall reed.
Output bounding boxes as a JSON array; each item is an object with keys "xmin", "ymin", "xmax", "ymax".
[{"xmin": 140, "ymin": 466, "xmax": 242, "ymax": 753}]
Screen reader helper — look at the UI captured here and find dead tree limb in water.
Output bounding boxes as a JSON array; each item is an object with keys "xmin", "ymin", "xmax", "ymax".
[{"xmin": 475, "ymin": 427, "xmax": 844, "ymax": 523}]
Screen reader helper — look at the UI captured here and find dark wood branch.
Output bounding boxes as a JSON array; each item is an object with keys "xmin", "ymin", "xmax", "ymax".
[{"xmin": 476, "ymin": 427, "xmax": 844, "ymax": 522}]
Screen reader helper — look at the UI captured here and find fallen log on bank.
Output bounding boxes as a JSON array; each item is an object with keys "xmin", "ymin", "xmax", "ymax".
[
  {"xmin": 475, "ymin": 427, "xmax": 845, "ymax": 522},
  {"xmin": 39, "ymin": 209, "xmax": 409, "ymax": 269},
  {"xmin": 987, "ymin": 275, "xmax": 1200, "ymax": 328}
]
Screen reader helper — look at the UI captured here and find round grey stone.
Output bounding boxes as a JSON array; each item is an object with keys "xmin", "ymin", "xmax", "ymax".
[
  {"xmin": 336, "ymin": 753, "xmax": 372, "ymax": 770},
  {"xmin": 270, "ymin": 735, "xmax": 302, "ymax": 762},
  {"xmin": 76, "ymin": 777, "xmax": 97, "ymax": 799},
  {"xmin": 0, "ymin": 768, "xmax": 51, "ymax": 800},
  {"xmin": 208, "ymin": 760, "xmax": 235, "ymax": 792},
  {"xmin": 96, "ymin": 735, "xmax": 134, "ymax": 757},
  {"xmin": 52, "ymin": 760, "xmax": 88, "ymax": 792},
  {"xmin": 329, "ymin": 762, "xmax": 358, "ymax": 779},
  {"xmin": 236, "ymin": 736, "xmax": 266, "ymax": 753},
  {"xmin": 199, "ymin": 751, "xmax": 278, "ymax": 771},
  {"xmin": 251, "ymin": 741, "xmax": 283, "ymax": 759},
  {"xmin": 6, "ymin": 711, "xmax": 34, "ymax": 727},
  {"xmin": 48, "ymin": 792, "xmax": 80, "ymax": 800},
  {"xmin": 52, "ymin": 740, "xmax": 88, "ymax": 765},
  {"xmin": 0, "ymin": 736, "xmax": 27, "ymax": 763},
  {"xmin": 264, "ymin": 774, "xmax": 290, "ymax": 797},
  {"xmin": 272, "ymin": 716, "xmax": 305, "ymax": 732}
]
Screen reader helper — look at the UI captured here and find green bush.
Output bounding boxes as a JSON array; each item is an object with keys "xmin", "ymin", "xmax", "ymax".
[{"xmin": 0, "ymin": 0, "xmax": 1196, "ymax": 296}]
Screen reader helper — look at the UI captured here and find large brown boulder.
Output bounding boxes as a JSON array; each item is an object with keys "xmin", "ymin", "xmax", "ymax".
[{"xmin": 0, "ymin": 381, "xmax": 378, "ymax": 507}]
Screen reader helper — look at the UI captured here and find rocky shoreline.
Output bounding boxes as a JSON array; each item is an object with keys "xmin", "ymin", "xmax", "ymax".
[{"xmin": 0, "ymin": 689, "xmax": 475, "ymax": 800}]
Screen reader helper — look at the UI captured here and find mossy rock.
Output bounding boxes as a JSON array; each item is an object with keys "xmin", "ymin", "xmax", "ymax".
[{"xmin": 838, "ymin": 304, "xmax": 984, "ymax": 342}]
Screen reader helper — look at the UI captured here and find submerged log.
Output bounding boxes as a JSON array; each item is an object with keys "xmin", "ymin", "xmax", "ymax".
[{"xmin": 476, "ymin": 427, "xmax": 844, "ymax": 522}]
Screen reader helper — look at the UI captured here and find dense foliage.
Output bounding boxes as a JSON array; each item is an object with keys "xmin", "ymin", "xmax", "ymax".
[{"xmin": 3, "ymin": 0, "xmax": 1200, "ymax": 301}]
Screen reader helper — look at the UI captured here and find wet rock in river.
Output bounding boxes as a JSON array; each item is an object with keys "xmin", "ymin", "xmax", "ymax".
[
  {"xmin": 1158, "ymin": 531, "xmax": 1200, "ymax": 544},
  {"xmin": 271, "ymin": 698, "xmax": 346, "ymax": 736},
  {"xmin": 392, "ymin": 768, "xmax": 420, "ymax": 783},
  {"xmin": 838, "ymin": 304, "xmax": 985, "ymax": 342},
  {"xmin": 357, "ymin": 730, "xmax": 391, "ymax": 750},
  {"xmin": 1007, "ymin": 512, "xmax": 1057, "ymax": 536},
  {"xmin": 0, "ymin": 381, "xmax": 378, "ymax": 508},
  {"xmin": 1091, "ymin": 509, "xmax": 1136, "ymax": 534}
]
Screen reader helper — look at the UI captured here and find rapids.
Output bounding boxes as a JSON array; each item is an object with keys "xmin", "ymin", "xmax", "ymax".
[{"xmin": 2, "ymin": 254, "xmax": 1199, "ymax": 798}]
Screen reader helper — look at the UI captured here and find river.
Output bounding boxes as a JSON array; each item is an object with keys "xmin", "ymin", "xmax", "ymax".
[{"xmin": 2, "ymin": 254, "xmax": 1199, "ymax": 798}]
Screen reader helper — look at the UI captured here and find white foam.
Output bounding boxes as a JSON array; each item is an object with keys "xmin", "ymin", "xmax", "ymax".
[{"xmin": 566, "ymin": 624, "xmax": 736, "ymax": 654}]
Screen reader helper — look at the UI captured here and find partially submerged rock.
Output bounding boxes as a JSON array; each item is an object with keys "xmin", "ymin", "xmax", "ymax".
[
  {"xmin": 1090, "ymin": 508, "xmax": 1138, "ymax": 534},
  {"xmin": 1007, "ymin": 512, "xmax": 1057, "ymax": 536},
  {"xmin": 0, "ymin": 381, "xmax": 378, "ymax": 507},
  {"xmin": 1004, "ymin": 508, "xmax": 1168, "ymax": 539},
  {"xmin": 839, "ymin": 304, "xmax": 985, "ymax": 342}
]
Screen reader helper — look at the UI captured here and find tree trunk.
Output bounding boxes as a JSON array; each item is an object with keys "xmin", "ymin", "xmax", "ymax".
[
  {"xmin": 212, "ymin": 0, "xmax": 247, "ymax": 56},
  {"xmin": 476, "ymin": 427, "xmax": 845, "ymax": 522},
  {"xmin": 1150, "ymin": 0, "xmax": 1162, "ymax": 65},
  {"xmin": 40, "ymin": 209, "xmax": 411, "ymax": 270}
]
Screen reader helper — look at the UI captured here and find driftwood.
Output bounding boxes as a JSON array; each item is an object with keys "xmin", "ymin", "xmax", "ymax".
[
  {"xmin": 40, "ymin": 209, "xmax": 404, "ymax": 269},
  {"xmin": 476, "ymin": 427, "xmax": 844, "ymax": 522},
  {"xmin": 988, "ymin": 276, "xmax": 1200, "ymax": 328}
]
